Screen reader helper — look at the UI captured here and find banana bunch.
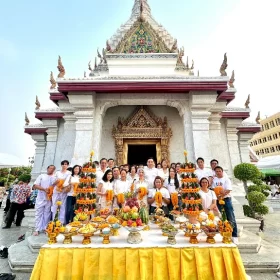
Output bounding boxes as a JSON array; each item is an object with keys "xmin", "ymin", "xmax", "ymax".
[{"xmin": 79, "ymin": 223, "xmax": 96, "ymax": 234}]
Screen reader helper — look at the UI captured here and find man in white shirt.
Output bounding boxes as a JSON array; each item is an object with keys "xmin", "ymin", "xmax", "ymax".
[
  {"xmin": 144, "ymin": 158, "xmax": 159, "ymax": 189},
  {"xmin": 33, "ymin": 165, "xmax": 56, "ymax": 236},
  {"xmin": 108, "ymin": 158, "xmax": 115, "ymax": 170},
  {"xmin": 194, "ymin": 157, "xmax": 212, "ymax": 181},
  {"xmin": 210, "ymin": 159, "xmax": 228, "ymax": 179},
  {"xmin": 212, "ymin": 166, "xmax": 238, "ymax": 243},
  {"xmin": 96, "ymin": 158, "xmax": 108, "ymax": 185}
]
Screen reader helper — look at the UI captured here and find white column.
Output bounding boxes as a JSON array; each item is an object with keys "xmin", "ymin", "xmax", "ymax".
[
  {"xmin": 68, "ymin": 94, "xmax": 95, "ymax": 165},
  {"xmin": 238, "ymin": 132, "xmax": 254, "ymax": 163},
  {"xmin": 182, "ymin": 110, "xmax": 195, "ymax": 163},
  {"xmin": 30, "ymin": 134, "xmax": 46, "ymax": 182},
  {"xmin": 208, "ymin": 101, "xmax": 228, "ymax": 166},
  {"xmin": 189, "ymin": 92, "xmax": 217, "ymax": 164},
  {"xmin": 226, "ymin": 119, "xmax": 243, "ymax": 175},
  {"xmin": 41, "ymin": 119, "xmax": 58, "ymax": 170}
]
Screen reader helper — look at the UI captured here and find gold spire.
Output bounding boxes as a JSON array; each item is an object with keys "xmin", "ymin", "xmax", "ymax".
[
  {"xmin": 256, "ymin": 111, "xmax": 261, "ymax": 124},
  {"xmin": 228, "ymin": 70, "xmax": 235, "ymax": 88},
  {"xmin": 186, "ymin": 56, "xmax": 189, "ymax": 70},
  {"xmin": 50, "ymin": 71, "xmax": 57, "ymax": 89},
  {"xmin": 57, "ymin": 55, "xmax": 65, "ymax": 78},
  {"xmin": 35, "ymin": 95, "xmax": 40, "ymax": 110},
  {"xmin": 25, "ymin": 112, "xmax": 30, "ymax": 126},
  {"xmin": 245, "ymin": 94, "xmax": 250, "ymax": 108},
  {"xmin": 220, "ymin": 53, "xmax": 227, "ymax": 76}
]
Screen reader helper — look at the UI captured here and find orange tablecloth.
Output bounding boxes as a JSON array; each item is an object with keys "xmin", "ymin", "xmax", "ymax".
[{"xmin": 30, "ymin": 246, "xmax": 247, "ymax": 280}]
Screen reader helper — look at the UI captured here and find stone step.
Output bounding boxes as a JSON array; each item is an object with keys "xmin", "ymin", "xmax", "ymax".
[
  {"xmin": 8, "ymin": 240, "xmax": 38, "ymax": 272},
  {"xmin": 28, "ymin": 235, "xmax": 47, "ymax": 253},
  {"xmin": 242, "ymin": 255, "xmax": 280, "ymax": 273},
  {"xmin": 237, "ymin": 217, "xmax": 261, "ymax": 233},
  {"xmin": 237, "ymin": 230, "xmax": 262, "ymax": 254}
]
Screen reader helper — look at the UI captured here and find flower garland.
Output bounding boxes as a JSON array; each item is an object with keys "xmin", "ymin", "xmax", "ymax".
[
  {"xmin": 56, "ymin": 179, "xmax": 65, "ymax": 192},
  {"xmin": 214, "ymin": 186, "xmax": 225, "ymax": 205},
  {"xmin": 106, "ymin": 190, "xmax": 113, "ymax": 205},
  {"xmin": 171, "ymin": 192, "xmax": 179, "ymax": 209},
  {"xmin": 47, "ymin": 186, "xmax": 54, "ymax": 201},
  {"xmin": 154, "ymin": 191, "xmax": 162, "ymax": 207},
  {"xmin": 117, "ymin": 193, "xmax": 125, "ymax": 205},
  {"xmin": 138, "ymin": 187, "xmax": 148, "ymax": 200}
]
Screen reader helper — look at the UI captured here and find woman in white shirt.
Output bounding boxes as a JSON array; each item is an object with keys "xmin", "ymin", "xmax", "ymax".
[
  {"xmin": 64, "ymin": 165, "xmax": 81, "ymax": 224},
  {"xmin": 198, "ymin": 177, "xmax": 218, "ymax": 214},
  {"xmin": 135, "ymin": 168, "xmax": 149, "ymax": 207},
  {"xmin": 127, "ymin": 165, "xmax": 139, "ymax": 183},
  {"xmin": 148, "ymin": 176, "xmax": 170, "ymax": 215},
  {"xmin": 113, "ymin": 169, "xmax": 130, "ymax": 208},
  {"xmin": 97, "ymin": 169, "xmax": 114, "ymax": 209},
  {"xmin": 164, "ymin": 167, "xmax": 180, "ymax": 213},
  {"xmin": 158, "ymin": 159, "xmax": 169, "ymax": 181}
]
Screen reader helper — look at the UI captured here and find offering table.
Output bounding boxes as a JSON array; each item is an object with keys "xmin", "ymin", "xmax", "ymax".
[{"xmin": 30, "ymin": 225, "xmax": 247, "ymax": 280}]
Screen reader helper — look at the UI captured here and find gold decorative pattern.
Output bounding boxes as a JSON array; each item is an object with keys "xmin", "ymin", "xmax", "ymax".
[
  {"xmin": 112, "ymin": 106, "xmax": 172, "ymax": 165},
  {"xmin": 228, "ymin": 70, "xmax": 235, "ymax": 88},
  {"xmin": 50, "ymin": 71, "xmax": 57, "ymax": 89},
  {"xmin": 113, "ymin": 19, "xmax": 171, "ymax": 54},
  {"xmin": 220, "ymin": 53, "xmax": 227, "ymax": 76},
  {"xmin": 57, "ymin": 55, "xmax": 65, "ymax": 78},
  {"xmin": 245, "ymin": 94, "xmax": 250, "ymax": 109},
  {"xmin": 35, "ymin": 95, "xmax": 40, "ymax": 110}
]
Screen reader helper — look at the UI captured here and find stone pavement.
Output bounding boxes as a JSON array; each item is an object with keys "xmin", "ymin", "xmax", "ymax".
[{"xmin": 0, "ymin": 206, "xmax": 280, "ymax": 279}]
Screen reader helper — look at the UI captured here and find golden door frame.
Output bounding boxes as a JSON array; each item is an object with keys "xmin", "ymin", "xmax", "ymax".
[
  {"xmin": 123, "ymin": 139, "xmax": 162, "ymax": 164},
  {"xmin": 112, "ymin": 106, "xmax": 172, "ymax": 166}
]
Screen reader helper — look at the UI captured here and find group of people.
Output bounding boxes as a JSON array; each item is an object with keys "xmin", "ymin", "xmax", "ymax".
[{"xmin": 1, "ymin": 156, "xmax": 238, "ymax": 243}]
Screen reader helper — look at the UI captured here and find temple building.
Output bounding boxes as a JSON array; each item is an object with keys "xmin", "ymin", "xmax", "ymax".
[{"xmin": 24, "ymin": 0, "xmax": 261, "ymax": 182}]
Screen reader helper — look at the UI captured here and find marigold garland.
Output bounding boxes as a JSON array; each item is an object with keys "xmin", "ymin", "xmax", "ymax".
[
  {"xmin": 80, "ymin": 178, "xmax": 96, "ymax": 183},
  {"xmin": 182, "ymin": 198, "xmax": 202, "ymax": 205},
  {"xmin": 56, "ymin": 179, "xmax": 65, "ymax": 192},
  {"xmin": 73, "ymin": 183, "xmax": 79, "ymax": 195},
  {"xmin": 117, "ymin": 193, "xmax": 125, "ymax": 204},
  {"xmin": 82, "ymin": 168, "xmax": 96, "ymax": 173},
  {"xmin": 155, "ymin": 191, "xmax": 163, "ymax": 207},
  {"xmin": 180, "ymin": 168, "xmax": 196, "ymax": 173},
  {"xmin": 76, "ymin": 188, "xmax": 96, "ymax": 194},
  {"xmin": 130, "ymin": 182, "xmax": 135, "ymax": 193},
  {"xmin": 181, "ymin": 188, "xmax": 200, "ymax": 193},
  {"xmin": 181, "ymin": 178, "xmax": 198, "ymax": 183},
  {"xmin": 138, "ymin": 187, "xmax": 148, "ymax": 200},
  {"xmin": 76, "ymin": 199, "xmax": 96, "ymax": 204},
  {"xmin": 171, "ymin": 192, "xmax": 179, "ymax": 209},
  {"xmin": 106, "ymin": 190, "xmax": 113, "ymax": 202},
  {"xmin": 47, "ymin": 186, "xmax": 54, "ymax": 201}
]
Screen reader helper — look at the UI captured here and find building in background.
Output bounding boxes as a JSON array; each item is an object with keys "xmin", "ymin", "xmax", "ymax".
[{"xmin": 250, "ymin": 112, "xmax": 280, "ymax": 157}]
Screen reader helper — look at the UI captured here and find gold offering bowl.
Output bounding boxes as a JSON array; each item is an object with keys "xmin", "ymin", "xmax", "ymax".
[
  {"xmin": 100, "ymin": 232, "xmax": 112, "ymax": 244},
  {"xmin": 167, "ymin": 230, "xmax": 178, "ymax": 245},
  {"xmin": 78, "ymin": 228, "xmax": 97, "ymax": 245},
  {"xmin": 204, "ymin": 231, "xmax": 217, "ymax": 244},
  {"xmin": 61, "ymin": 228, "xmax": 78, "ymax": 244},
  {"xmin": 189, "ymin": 233, "xmax": 199, "ymax": 244},
  {"xmin": 221, "ymin": 232, "xmax": 232, "ymax": 244},
  {"xmin": 110, "ymin": 223, "xmax": 121, "ymax": 236},
  {"xmin": 125, "ymin": 226, "xmax": 144, "ymax": 244},
  {"xmin": 47, "ymin": 232, "xmax": 58, "ymax": 245}
]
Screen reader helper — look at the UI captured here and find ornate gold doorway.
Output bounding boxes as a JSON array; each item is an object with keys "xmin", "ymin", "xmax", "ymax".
[{"xmin": 112, "ymin": 106, "xmax": 172, "ymax": 166}]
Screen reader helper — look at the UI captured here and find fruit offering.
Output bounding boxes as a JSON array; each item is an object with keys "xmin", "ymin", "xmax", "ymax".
[{"xmin": 79, "ymin": 223, "xmax": 96, "ymax": 234}]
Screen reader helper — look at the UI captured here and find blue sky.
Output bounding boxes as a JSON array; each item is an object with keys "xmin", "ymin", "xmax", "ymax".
[{"xmin": 0, "ymin": 0, "xmax": 279, "ymax": 165}]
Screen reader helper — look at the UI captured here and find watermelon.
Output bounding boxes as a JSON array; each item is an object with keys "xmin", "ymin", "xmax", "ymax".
[{"xmin": 139, "ymin": 207, "xmax": 149, "ymax": 225}]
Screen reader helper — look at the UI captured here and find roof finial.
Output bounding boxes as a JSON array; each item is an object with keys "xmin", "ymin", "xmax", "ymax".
[
  {"xmin": 191, "ymin": 59, "xmax": 194, "ymax": 70},
  {"xmin": 170, "ymin": 39, "xmax": 178, "ymax": 53},
  {"xmin": 139, "ymin": 0, "xmax": 145, "ymax": 22},
  {"xmin": 186, "ymin": 56, "xmax": 189, "ymax": 70},
  {"xmin": 88, "ymin": 61, "xmax": 92, "ymax": 71},
  {"xmin": 84, "ymin": 71, "xmax": 86, "ymax": 78},
  {"xmin": 197, "ymin": 70, "xmax": 200, "ymax": 77},
  {"xmin": 228, "ymin": 70, "xmax": 235, "ymax": 88},
  {"xmin": 97, "ymin": 49, "xmax": 104, "ymax": 64},
  {"xmin": 50, "ymin": 71, "xmax": 57, "ymax": 89},
  {"xmin": 220, "ymin": 53, "xmax": 227, "ymax": 76},
  {"xmin": 35, "ymin": 95, "xmax": 40, "ymax": 110},
  {"xmin": 25, "ymin": 112, "xmax": 30, "ymax": 126},
  {"xmin": 245, "ymin": 94, "xmax": 250, "ymax": 108},
  {"xmin": 106, "ymin": 40, "xmax": 112, "ymax": 52},
  {"xmin": 57, "ymin": 55, "xmax": 65, "ymax": 78},
  {"xmin": 256, "ymin": 111, "xmax": 261, "ymax": 124}
]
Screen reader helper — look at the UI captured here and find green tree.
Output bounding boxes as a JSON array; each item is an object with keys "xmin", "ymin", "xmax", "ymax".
[{"xmin": 233, "ymin": 163, "xmax": 261, "ymax": 195}]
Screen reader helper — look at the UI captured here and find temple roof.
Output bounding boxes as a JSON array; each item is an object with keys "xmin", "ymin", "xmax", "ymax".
[{"xmin": 107, "ymin": 0, "xmax": 177, "ymax": 53}]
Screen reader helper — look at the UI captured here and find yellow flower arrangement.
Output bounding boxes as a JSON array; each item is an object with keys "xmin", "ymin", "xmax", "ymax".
[
  {"xmin": 155, "ymin": 191, "xmax": 163, "ymax": 207},
  {"xmin": 184, "ymin": 150, "xmax": 188, "ymax": 157},
  {"xmin": 171, "ymin": 193, "xmax": 179, "ymax": 209},
  {"xmin": 90, "ymin": 150, "xmax": 94, "ymax": 157},
  {"xmin": 117, "ymin": 193, "xmax": 125, "ymax": 205},
  {"xmin": 138, "ymin": 187, "xmax": 148, "ymax": 200},
  {"xmin": 56, "ymin": 201, "xmax": 62, "ymax": 206}
]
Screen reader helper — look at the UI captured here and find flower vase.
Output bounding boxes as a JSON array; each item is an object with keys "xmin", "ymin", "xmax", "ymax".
[
  {"xmin": 222, "ymin": 232, "xmax": 232, "ymax": 244},
  {"xmin": 47, "ymin": 233, "xmax": 58, "ymax": 245}
]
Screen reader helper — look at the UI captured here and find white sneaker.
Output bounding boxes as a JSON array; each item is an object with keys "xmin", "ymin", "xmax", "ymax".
[{"xmin": 232, "ymin": 237, "xmax": 239, "ymax": 245}]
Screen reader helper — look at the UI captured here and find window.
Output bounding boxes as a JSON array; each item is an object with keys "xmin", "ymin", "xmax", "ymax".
[
  {"xmin": 265, "ymin": 123, "xmax": 269, "ymax": 130},
  {"xmin": 270, "ymin": 121, "xmax": 275, "ymax": 128},
  {"xmin": 262, "ymin": 125, "xmax": 264, "ymax": 131},
  {"xmin": 276, "ymin": 145, "xmax": 280, "ymax": 151},
  {"xmin": 263, "ymin": 137, "xmax": 267, "ymax": 143},
  {"xmin": 268, "ymin": 135, "xmax": 272, "ymax": 141},
  {"xmin": 275, "ymin": 118, "xmax": 280, "ymax": 126},
  {"xmin": 261, "ymin": 149, "xmax": 264, "ymax": 154},
  {"xmin": 258, "ymin": 139, "xmax": 262, "ymax": 144},
  {"xmin": 256, "ymin": 151, "xmax": 259, "ymax": 155},
  {"xmin": 273, "ymin": 134, "xmax": 278, "ymax": 140},
  {"xmin": 270, "ymin": 147, "xmax": 275, "ymax": 153},
  {"xmin": 265, "ymin": 148, "xmax": 269, "ymax": 154}
]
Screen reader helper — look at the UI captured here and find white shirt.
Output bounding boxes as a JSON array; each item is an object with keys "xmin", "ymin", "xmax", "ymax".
[
  {"xmin": 64, "ymin": 175, "xmax": 80, "ymax": 196},
  {"xmin": 144, "ymin": 167, "xmax": 159, "ymax": 189},
  {"xmin": 212, "ymin": 176, "xmax": 232, "ymax": 198},
  {"xmin": 198, "ymin": 189, "xmax": 217, "ymax": 211},
  {"xmin": 54, "ymin": 170, "xmax": 71, "ymax": 194},
  {"xmin": 34, "ymin": 174, "xmax": 56, "ymax": 201},
  {"xmin": 194, "ymin": 168, "xmax": 213, "ymax": 181},
  {"xmin": 127, "ymin": 173, "xmax": 139, "ymax": 183},
  {"xmin": 113, "ymin": 180, "xmax": 130, "ymax": 195},
  {"xmin": 148, "ymin": 187, "xmax": 170, "ymax": 207},
  {"xmin": 158, "ymin": 169, "xmax": 169, "ymax": 181},
  {"xmin": 96, "ymin": 168, "xmax": 108, "ymax": 185},
  {"xmin": 164, "ymin": 178, "xmax": 177, "ymax": 194}
]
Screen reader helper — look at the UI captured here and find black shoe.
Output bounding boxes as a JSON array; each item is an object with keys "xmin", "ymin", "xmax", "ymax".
[{"xmin": 2, "ymin": 226, "xmax": 11, "ymax": 229}]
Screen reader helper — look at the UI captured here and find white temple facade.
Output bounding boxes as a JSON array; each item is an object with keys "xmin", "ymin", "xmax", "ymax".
[{"xmin": 25, "ymin": 0, "xmax": 261, "ymax": 182}]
